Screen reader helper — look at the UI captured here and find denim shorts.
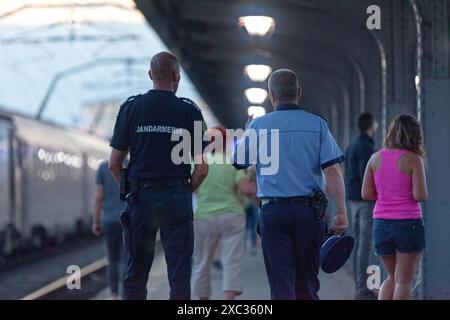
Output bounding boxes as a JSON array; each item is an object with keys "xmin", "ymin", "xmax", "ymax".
[{"xmin": 373, "ymin": 219, "xmax": 425, "ymax": 256}]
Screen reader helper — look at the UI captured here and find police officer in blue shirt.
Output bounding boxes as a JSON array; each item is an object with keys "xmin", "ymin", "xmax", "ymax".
[
  {"xmin": 109, "ymin": 52, "xmax": 208, "ymax": 300},
  {"xmin": 233, "ymin": 69, "xmax": 348, "ymax": 300}
]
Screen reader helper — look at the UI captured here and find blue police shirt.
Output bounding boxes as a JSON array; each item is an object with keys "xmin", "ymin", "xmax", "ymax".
[
  {"xmin": 232, "ymin": 104, "xmax": 344, "ymax": 197},
  {"xmin": 110, "ymin": 90, "xmax": 207, "ymax": 180}
]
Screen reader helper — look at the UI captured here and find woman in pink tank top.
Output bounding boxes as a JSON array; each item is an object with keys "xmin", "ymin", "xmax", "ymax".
[{"xmin": 362, "ymin": 114, "xmax": 428, "ymax": 300}]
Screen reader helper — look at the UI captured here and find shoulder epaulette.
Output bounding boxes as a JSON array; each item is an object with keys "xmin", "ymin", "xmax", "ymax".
[
  {"xmin": 125, "ymin": 94, "xmax": 141, "ymax": 103},
  {"xmin": 120, "ymin": 94, "xmax": 141, "ymax": 108},
  {"xmin": 180, "ymin": 97, "xmax": 201, "ymax": 112}
]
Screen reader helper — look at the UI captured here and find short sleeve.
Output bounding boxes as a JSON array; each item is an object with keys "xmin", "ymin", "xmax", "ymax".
[
  {"xmin": 232, "ymin": 119, "xmax": 257, "ymax": 169},
  {"xmin": 96, "ymin": 164, "xmax": 105, "ymax": 185},
  {"xmin": 110, "ymin": 102, "xmax": 131, "ymax": 151},
  {"xmin": 319, "ymin": 119, "xmax": 345, "ymax": 169},
  {"xmin": 234, "ymin": 167, "xmax": 246, "ymax": 183}
]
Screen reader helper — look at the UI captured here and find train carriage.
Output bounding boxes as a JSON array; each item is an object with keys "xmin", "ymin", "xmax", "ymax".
[{"xmin": 0, "ymin": 111, "xmax": 109, "ymax": 260}]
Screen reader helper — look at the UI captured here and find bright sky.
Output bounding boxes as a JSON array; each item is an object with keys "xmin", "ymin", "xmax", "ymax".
[{"xmin": 0, "ymin": 0, "xmax": 218, "ymax": 132}]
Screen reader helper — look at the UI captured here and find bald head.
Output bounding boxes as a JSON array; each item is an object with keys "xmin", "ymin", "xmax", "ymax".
[
  {"xmin": 149, "ymin": 52, "xmax": 181, "ymax": 91},
  {"xmin": 268, "ymin": 69, "xmax": 301, "ymax": 107}
]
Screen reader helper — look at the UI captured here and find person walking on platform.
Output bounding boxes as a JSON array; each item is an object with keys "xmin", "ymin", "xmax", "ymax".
[
  {"xmin": 345, "ymin": 112, "xmax": 378, "ymax": 300},
  {"xmin": 362, "ymin": 114, "xmax": 427, "ymax": 300},
  {"xmin": 233, "ymin": 69, "xmax": 348, "ymax": 300},
  {"xmin": 192, "ymin": 126, "xmax": 257, "ymax": 300},
  {"xmin": 109, "ymin": 52, "xmax": 209, "ymax": 300},
  {"xmin": 92, "ymin": 160, "xmax": 127, "ymax": 299}
]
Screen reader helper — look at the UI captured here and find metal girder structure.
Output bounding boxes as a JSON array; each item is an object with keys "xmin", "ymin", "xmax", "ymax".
[
  {"xmin": 36, "ymin": 57, "xmax": 148, "ymax": 120},
  {"xmin": 410, "ymin": 0, "xmax": 424, "ymax": 120},
  {"xmin": 0, "ymin": 1, "xmax": 151, "ymax": 133},
  {"xmin": 174, "ymin": 37, "xmax": 353, "ymax": 143},
  {"xmin": 134, "ymin": 0, "xmax": 445, "ymax": 137},
  {"xmin": 137, "ymin": 0, "xmax": 450, "ymax": 299},
  {"xmin": 430, "ymin": 0, "xmax": 449, "ymax": 78},
  {"xmin": 417, "ymin": 0, "xmax": 450, "ymax": 300},
  {"xmin": 0, "ymin": 2, "xmax": 141, "ymax": 44},
  {"xmin": 0, "ymin": 2, "xmax": 134, "ymax": 19},
  {"xmin": 0, "ymin": 33, "xmax": 140, "ymax": 45},
  {"xmin": 136, "ymin": 0, "xmax": 445, "ymax": 140},
  {"xmin": 136, "ymin": 0, "xmax": 383, "ymax": 148}
]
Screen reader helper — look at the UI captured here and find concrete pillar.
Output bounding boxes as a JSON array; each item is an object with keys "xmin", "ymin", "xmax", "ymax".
[{"xmin": 422, "ymin": 78, "xmax": 450, "ymax": 299}]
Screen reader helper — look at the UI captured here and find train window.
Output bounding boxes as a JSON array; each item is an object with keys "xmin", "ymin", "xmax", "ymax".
[{"xmin": 0, "ymin": 120, "xmax": 12, "ymax": 230}]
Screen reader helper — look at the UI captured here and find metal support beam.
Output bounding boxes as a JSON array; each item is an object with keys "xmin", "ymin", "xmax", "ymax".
[
  {"xmin": 431, "ymin": 0, "xmax": 449, "ymax": 77},
  {"xmin": 410, "ymin": 0, "xmax": 424, "ymax": 120},
  {"xmin": 36, "ymin": 57, "xmax": 148, "ymax": 120},
  {"xmin": 422, "ymin": 78, "xmax": 450, "ymax": 299}
]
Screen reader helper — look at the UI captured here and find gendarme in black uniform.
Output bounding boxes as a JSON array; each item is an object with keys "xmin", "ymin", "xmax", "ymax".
[
  {"xmin": 111, "ymin": 89, "xmax": 206, "ymax": 300},
  {"xmin": 111, "ymin": 90, "xmax": 205, "ymax": 180}
]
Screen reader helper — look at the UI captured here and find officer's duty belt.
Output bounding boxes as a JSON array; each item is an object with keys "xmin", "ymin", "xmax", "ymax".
[
  {"xmin": 137, "ymin": 178, "xmax": 189, "ymax": 189},
  {"xmin": 260, "ymin": 196, "xmax": 312, "ymax": 207}
]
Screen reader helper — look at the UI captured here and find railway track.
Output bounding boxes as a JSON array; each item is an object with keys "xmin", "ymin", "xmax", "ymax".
[
  {"xmin": 21, "ymin": 257, "xmax": 108, "ymax": 300},
  {"xmin": 0, "ymin": 238, "xmax": 107, "ymax": 300}
]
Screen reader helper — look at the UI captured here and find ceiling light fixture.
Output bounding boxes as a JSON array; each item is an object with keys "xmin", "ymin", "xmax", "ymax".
[
  {"xmin": 239, "ymin": 16, "xmax": 275, "ymax": 37},
  {"xmin": 245, "ymin": 88, "xmax": 268, "ymax": 104},
  {"xmin": 247, "ymin": 106, "xmax": 266, "ymax": 118},
  {"xmin": 244, "ymin": 64, "xmax": 272, "ymax": 82}
]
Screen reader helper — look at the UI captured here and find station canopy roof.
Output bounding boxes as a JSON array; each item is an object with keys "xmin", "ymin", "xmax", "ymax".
[{"xmin": 0, "ymin": 0, "xmax": 218, "ymax": 136}]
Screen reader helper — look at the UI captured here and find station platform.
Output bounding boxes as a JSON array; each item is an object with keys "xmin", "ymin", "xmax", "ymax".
[{"xmin": 93, "ymin": 249, "xmax": 355, "ymax": 300}]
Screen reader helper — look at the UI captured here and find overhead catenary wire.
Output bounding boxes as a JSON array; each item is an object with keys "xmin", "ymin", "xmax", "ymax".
[{"xmin": 0, "ymin": 0, "xmax": 218, "ymax": 132}]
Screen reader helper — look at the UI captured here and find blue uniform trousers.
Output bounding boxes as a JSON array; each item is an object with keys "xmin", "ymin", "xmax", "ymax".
[
  {"xmin": 103, "ymin": 222, "xmax": 125, "ymax": 295},
  {"xmin": 120, "ymin": 184, "xmax": 194, "ymax": 300},
  {"xmin": 259, "ymin": 200, "xmax": 326, "ymax": 300}
]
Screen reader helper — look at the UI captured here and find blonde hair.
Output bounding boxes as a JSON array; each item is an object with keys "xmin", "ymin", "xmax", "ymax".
[{"xmin": 384, "ymin": 114, "xmax": 425, "ymax": 158}]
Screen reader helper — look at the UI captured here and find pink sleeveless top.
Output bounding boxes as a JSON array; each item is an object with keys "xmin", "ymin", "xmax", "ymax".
[{"xmin": 373, "ymin": 149, "xmax": 422, "ymax": 219}]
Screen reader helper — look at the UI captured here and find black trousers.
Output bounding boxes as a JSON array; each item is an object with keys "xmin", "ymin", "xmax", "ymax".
[
  {"xmin": 121, "ymin": 184, "xmax": 194, "ymax": 300},
  {"xmin": 259, "ymin": 201, "xmax": 326, "ymax": 300},
  {"xmin": 103, "ymin": 222, "xmax": 125, "ymax": 295}
]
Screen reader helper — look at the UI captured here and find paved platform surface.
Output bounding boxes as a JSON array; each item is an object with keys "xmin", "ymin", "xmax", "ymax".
[{"xmin": 93, "ymin": 248, "xmax": 355, "ymax": 300}]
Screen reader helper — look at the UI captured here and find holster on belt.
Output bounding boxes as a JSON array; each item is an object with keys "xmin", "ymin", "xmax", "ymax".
[{"xmin": 309, "ymin": 188, "xmax": 328, "ymax": 219}]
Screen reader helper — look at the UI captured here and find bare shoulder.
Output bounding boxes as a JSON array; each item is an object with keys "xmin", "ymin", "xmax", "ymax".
[
  {"xmin": 370, "ymin": 150, "xmax": 381, "ymax": 171},
  {"xmin": 407, "ymin": 152, "xmax": 424, "ymax": 168},
  {"xmin": 398, "ymin": 151, "xmax": 424, "ymax": 174},
  {"xmin": 370, "ymin": 150, "xmax": 381, "ymax": 160},
  {"xmin": 399, "ymin": 151, "xmax": 422, "ymax": 164}
]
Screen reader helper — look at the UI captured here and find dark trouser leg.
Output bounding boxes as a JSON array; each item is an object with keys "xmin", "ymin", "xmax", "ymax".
[
  {"xmin": 260, "ymin": 202, "xmax": 296, "ymax": 300},
  {"xmin": 293, "ymin": 203, "xmax": 325, "ymax": 300},
  {"xmin": 348, "ymin": 201, "xmax": 360, "ymax": 285},
  {"xmin": 245, "ymin": 207, "xmax": 253, "ymax": 246},
  {"xmin": 249, "ymin": 204, "xmax": 258, "ymax": 247},
  {"xmin": 160, "ymin": 185, "xmax": 194, "ymax": 300},
  {"xmin": 160, "ymin": 219, "xmax": 194, "ymax": 300},
  {"xmin": 103, "ymin": 222, "xmax": 123, "ymax": 295},
  {"xmin": 355, "ymin": 201, "xmax": 374, "ymax": 298},
  {"xmin": 122, "ymin": 197, "xmax": 158, "ymax": 300}
]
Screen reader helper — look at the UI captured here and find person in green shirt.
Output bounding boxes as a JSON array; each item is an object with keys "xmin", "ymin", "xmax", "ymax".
[{"xmin": 192, "ymin": 126, "xmax": 256, "ymax": 300}]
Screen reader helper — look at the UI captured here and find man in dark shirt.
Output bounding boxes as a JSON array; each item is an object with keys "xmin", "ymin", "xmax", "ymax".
[
  {"xmin": 109, "ymin": 52, "xmax": 208, "ymax": 300},
  {"xmin": 345, "ymin": 112, "xmax": 377, "ymax": 300},
  {"xmin": 92, "ymin": 161, "xmax": 127, "ymax": 299}
]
